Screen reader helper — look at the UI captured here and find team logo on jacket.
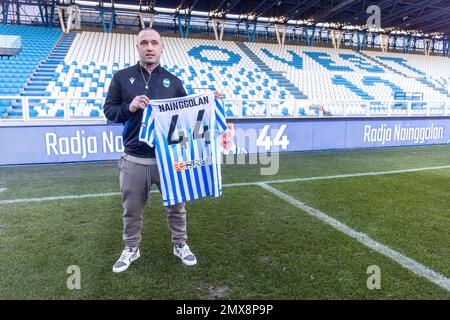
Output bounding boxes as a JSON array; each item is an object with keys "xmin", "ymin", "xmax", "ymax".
[
  {"xmin": 129, "ymin": 78, "xmax": 135, "ymax": 84},
  {"xmin": 163, "ymin": 78, "xmax": 171, "ymax": 88}
]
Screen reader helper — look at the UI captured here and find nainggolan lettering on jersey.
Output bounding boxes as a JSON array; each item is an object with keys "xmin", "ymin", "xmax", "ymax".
[{"xmin": 157, "ymin": 95, "xmax": 210, "ymax": 112}]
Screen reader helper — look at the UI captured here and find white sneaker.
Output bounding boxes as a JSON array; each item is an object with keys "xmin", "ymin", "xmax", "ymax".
[
  {"xmin": 173, "ymin": 243, "xmax": 197, "ymax": 266},
  {"xmin": 112, "ymin": 247, "xmax": 140, "ymax": 273}
]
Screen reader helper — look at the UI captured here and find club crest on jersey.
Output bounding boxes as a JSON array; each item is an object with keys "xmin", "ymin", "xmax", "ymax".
[
  {"xmin": 163, "ymin": 78, "xmax": 171, "ymax": 88},
  {"xmin": 129, "ymin": 78, "xmax": 135, "ymax": 84}
]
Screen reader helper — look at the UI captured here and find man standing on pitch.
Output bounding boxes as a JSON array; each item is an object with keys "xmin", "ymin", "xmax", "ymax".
[{"xmin": 104, "ymin": 28, "xmax": 221, "ymax": 273}]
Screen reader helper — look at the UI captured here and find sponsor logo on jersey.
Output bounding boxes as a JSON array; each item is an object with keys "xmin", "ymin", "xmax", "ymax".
[{"xmin": 173, "ymin": 158, "xmax": 211, "ymax": 171}]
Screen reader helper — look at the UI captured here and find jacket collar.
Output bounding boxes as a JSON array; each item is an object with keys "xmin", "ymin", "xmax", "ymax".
[{"xmin": 137, "ymin": 62, "xmax": 160, "ymax": 75}]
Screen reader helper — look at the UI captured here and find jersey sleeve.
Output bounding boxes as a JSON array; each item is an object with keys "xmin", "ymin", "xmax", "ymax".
[
  {"xmin": 138, "ymin": 105, "xmax": 156, "ymax": 147},
  {"xmin": 214, "ymin": 98, "xmax": 228, "ymax": 135}
]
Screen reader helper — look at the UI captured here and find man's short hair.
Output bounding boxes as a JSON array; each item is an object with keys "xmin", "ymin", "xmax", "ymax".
[{"xmin": 137, "ymin": 27, "xmax": 156, "ymax": 36}]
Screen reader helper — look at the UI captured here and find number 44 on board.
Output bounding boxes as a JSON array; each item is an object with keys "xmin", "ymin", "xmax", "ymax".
[{"xmin": 256, "ymin": 125, "xmax": 290, "ymax": 151}]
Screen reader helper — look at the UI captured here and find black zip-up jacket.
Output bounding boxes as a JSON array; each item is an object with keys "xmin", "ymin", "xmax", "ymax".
[{"xmin": 103, "ymin": 63, "xmax": 187, "ymax": 158}]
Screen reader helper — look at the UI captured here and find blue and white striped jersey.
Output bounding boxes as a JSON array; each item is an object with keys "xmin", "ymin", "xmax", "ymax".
[{"xmin": 139, "ymin": 92, "xmax": 228, "ymax": 206}]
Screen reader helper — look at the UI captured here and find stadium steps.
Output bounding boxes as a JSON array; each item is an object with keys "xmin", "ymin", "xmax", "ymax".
[
  {"xmin": 357, "ymin": 51, "xmax": 408, "ymax": 77},
  {"xmin": 235, "ymin": 42, "xmax": 308, "ymax": 100},
  {"xmin": 20, "ymin": 32, "xmax": 77, "ymax": 97},
  {"xmin": 415, "ymin": 78, "xmax": 450, "ymax": 99},
  {"xmin": 357, "ymin": 51, "xmax": 450, "ymax": 99}
]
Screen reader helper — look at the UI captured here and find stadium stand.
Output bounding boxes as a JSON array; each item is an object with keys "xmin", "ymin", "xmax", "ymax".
[
  {"xmin": 245, "ymin": 43, "xmax": 449, "ymax": 115},
  {"xmin": 0, "ymin": 25, "xmax": 61, "ymax": 118},
  {"xmin": 39, "ymin": 33, "xmax": 299, "ymax": 119},
  {"xmin": 1, "ymin": 28, "xmax": 449, "ymax": 119}
]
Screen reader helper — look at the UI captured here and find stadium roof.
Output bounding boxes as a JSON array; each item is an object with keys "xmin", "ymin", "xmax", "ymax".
[{"xmin": 90, "ymin": 0, "xmax": 450, "ymax": 35}]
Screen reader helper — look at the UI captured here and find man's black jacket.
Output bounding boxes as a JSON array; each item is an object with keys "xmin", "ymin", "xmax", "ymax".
[{"xmin": 103, "ymin": 63, "xmax": 187, "ymax": 158}]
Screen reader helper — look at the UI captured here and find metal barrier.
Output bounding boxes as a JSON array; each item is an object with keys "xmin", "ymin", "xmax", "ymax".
[{"xmin": 0, "ymin": 96, "xmax": 449, "ymax": 125}]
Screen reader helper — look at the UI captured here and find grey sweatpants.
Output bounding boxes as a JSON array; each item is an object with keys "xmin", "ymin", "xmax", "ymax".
[{"xmin": 118, "ymin": 156, "xmax": 187, "ymax": 248}]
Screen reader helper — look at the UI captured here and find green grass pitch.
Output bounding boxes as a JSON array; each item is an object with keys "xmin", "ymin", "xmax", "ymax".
[{"xmin": 0, "ymin": 145, "xmax": 449, "ymax": 299}]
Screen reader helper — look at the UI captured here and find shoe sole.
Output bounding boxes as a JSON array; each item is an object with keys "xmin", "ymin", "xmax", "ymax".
[
  {"xmin": 173, "ymin": 249, "xmax": 197, "ymax": 266},
  {"xmin": 112, "ymin": 251, "xmax": 141, "ymax": 273}
]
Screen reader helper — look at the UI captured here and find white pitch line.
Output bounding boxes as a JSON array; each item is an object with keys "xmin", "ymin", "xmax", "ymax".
[
  {"xmin": 225, "ymin": 165, "xmax": 450, "ymax": 187},
  {"xmin": 268, "ymin": 165, "xmax": 450, "ymax": 184},
  {"xmin": 1, "ymin": 165, "xmax": 450, "ymax": 205},
  {"xmin": 258, "ymin": 182, "xmax": 450, "ymax": 292},
  {"xmin": 0, "ymin": 192, "xmax": 121, "ymax": 205}
]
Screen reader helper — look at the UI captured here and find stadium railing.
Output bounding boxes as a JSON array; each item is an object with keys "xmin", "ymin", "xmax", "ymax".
[{"xmin": 0, "ymin": 96, "xmax": 449, "ymax": 125}]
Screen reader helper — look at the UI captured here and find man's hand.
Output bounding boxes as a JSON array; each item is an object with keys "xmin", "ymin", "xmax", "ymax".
[
  {"xmin": 214, "ymin": 90, "xmax": 223, "ymax": 100},
  {"xmin": 129, "ymin": 95, "xmax": 150, "ymax": 113}
]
